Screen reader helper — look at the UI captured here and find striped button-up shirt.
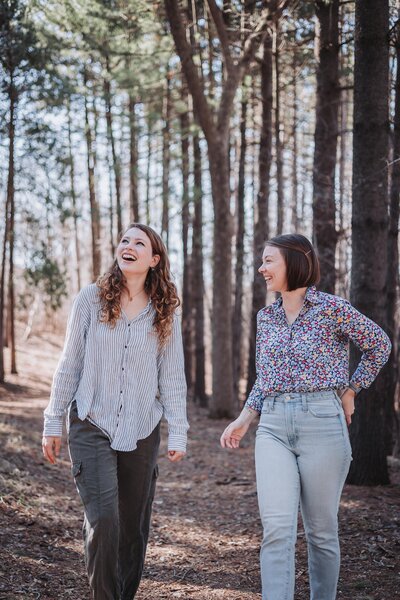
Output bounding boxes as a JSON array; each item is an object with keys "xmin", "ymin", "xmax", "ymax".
[
  {"xmin": 246, "ymin": 286, "xmax": 391, "ymax": 413},
  {"xmin": 43, "ymin": 284, "xmax": 189, "ymax": 452}
]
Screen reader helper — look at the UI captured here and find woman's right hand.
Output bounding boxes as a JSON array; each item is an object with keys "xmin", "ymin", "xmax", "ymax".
[
  {"xmin": 220, "ymin": 419, "xmax": 250, "ymax": 449},
  {"xmin": 42, "ymin": 436, "xmax": 62, "ymax": 464}
]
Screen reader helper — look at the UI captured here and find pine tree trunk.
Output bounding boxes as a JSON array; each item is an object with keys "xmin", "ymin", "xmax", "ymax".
[
  {"xmin": 274, "ymin": 18, "xmax": 284, "ymax": 235},
  {"xmin": 247, "ymin": 36, "xmax": 272, "ymax": 397},
  {"xmin": 84, "ymin": 70, "xmax": 101, "ymax": 280},
  {"xmin": 6, "ymin": 78, "xmax": 17, "ymax": 374},
  {"xmin": 291, "ymin": 52, "xmax": 299, "ymax": 231},
  {"xmin": 180, "ymin": 99, "xmax": 193, "ymax": 393},
  {"xmin": 232, "ymin": 89, "xmax": 247, "ymax": 404},
  {"xmin": 145, "ymin": 112, "xmax": 153, "ymax": 226},
  {"xmin": 348, "ymin": 0, "xmax": 390, "ymax": 486},
  {"xmin": 192, "ymin": 132, "xmax": 207, "ymax": 406},
  {"xmin": 0, "ymin": 192, "xmax": 9, "ymax": 382},
  {"xmin": 162, "ymin": 71, "xmax": 172, "ymax": 247},
  {"xmin": 385, "ymin": 15, "xmax": 400, "ymax": 456},
  {"xmin": 129, "ymin": 94, "xmax": 139, "ymax": 222},
  {"xmin": 104, "ymin": 60, "xmax": 122, "ymax": 235},
  {"xmin": 312, "ymin": 0, "xmax": 340, "ymax": 294},
  {"xmin": 67, "ymin": 102, "xmax": 81, "ymax": 290},
  {"xmin": 337, "ymin": 88, "xmax": 349, "ymax": 298},
  {"xmin": 208, "ymin": 139, "xmax": 234, "ymax": 417}
]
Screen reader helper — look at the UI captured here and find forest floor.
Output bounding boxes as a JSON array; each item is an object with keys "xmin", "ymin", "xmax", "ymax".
[{"xmin": 0, "ymin": 330, "xmax": 399, "ymax": 600}]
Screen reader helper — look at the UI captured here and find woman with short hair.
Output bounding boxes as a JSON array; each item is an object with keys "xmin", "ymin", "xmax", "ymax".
[{"xmin": 221, "ymin": 233, "xmax": 391, "ymax": 600}]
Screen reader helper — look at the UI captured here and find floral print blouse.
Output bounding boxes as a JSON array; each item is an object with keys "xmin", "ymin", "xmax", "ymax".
[{"xmin": 245, "ymin": 286, "xmax": 392, "ymax": 413}]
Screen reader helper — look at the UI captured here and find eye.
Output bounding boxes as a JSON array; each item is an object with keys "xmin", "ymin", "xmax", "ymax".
[
  {"xmin": 121, "ymin": 238, "xmax": 129, "ymax": 244},
  {"xmin": 136, "ymin": 241, "xmax": 145, "ymax": 246}
]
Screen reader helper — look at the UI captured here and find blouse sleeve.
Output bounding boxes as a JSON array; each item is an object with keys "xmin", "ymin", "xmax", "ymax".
[
  {"xmin": 43, "ymin": 288, "xmax": 92, "ymax": 437},
  {"xmin": 245, "ymin": 309, "xmax": 266, "ymax": 414},
  {"xmin": 335, "ymin": 299, "xmax": 392, "ymax": 390},
  {"xmin": 158, "ymin": 314, "xmax": 189, "ymax": 452}
]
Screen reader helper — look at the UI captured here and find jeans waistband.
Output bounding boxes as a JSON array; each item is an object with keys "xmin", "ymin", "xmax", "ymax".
[
  {"xmin": 264, "ymin": 390, "xmax": 337, "ymax": 403},
  {"xmin": 262, "ymin": 390, "xmax": 339, "ymax": 413}
]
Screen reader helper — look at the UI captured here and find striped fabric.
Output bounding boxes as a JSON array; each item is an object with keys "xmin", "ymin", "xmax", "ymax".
[{"xmin": 43, "ymin": 284, "xmax": 189, "ymax": 452}]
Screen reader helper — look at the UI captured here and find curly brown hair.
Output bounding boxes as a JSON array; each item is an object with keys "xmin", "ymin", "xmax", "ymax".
[{"xmin": 96, "ymin": 224, "xmax": 180, "ymax": 347}]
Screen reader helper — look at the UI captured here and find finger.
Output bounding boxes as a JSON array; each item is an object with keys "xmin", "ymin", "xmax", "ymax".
[
  {"xmin": 54, "ymin": 438, "xmax": 61, "ymax": 457},
  {"xmin": 42, "ymin": 442, "xmax": 55, "ymax": 464}
]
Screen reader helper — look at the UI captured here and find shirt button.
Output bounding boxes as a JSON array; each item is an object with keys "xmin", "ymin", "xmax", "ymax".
[
  {"xmin": 124, "ymin": 345, "xmax": 127, "ymax": 349},
  {"xmin": 122, "ymin": 367, "xmax": 124, "ymax": 371},
  {"xmin": 128, "ymin": 323, "xmax": 130, "ymax": 327},
  {"xmin": 120, "ymin": 390, "xmax": 123, "ymax": 394}
]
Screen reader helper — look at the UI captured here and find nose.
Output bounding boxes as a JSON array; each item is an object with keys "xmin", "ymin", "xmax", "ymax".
[{"xmin": 258, "ymin": 263, "xmax": 265, "ymax": 274}]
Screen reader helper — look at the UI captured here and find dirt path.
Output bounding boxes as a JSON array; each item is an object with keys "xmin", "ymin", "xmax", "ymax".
[{"xmin": 0, "ymin": 331, "xmax": 399, "ymax": 599}]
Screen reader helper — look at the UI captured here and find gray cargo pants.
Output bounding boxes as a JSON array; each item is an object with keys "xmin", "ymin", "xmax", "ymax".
[{"xmin": 68, "ymin": 401, "xmax": 160, "ymax": 600}]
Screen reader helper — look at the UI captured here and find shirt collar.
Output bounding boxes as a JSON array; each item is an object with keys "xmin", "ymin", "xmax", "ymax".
[{"xmin": 273, "ymin": 285, "xmax": 320, "ymax": 310}]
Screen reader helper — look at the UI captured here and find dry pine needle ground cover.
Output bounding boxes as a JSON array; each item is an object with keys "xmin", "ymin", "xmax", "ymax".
[{"xmin": 0, "ymin": 330, "xmax": 399, "ymax": 600}]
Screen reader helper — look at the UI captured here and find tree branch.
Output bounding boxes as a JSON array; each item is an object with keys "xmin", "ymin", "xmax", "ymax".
[
  {"xmin": 206, "ymin": 0, "xmax": 234, "ymax": 74},
  {"xmin": 164, "ymin": 0, "xmax": 215, "ymax": 141}
]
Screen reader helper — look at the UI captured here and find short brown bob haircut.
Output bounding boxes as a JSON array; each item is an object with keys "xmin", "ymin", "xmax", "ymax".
[{"xmin": 266, "ymin": 233, "xmax": 320, "ymax": 291}]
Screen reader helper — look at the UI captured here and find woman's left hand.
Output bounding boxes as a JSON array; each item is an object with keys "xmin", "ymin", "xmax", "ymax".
[
  {"xmin": 340, "ymin": 388, "xmax": 356, "ymax": 426},
  {"xmin": 167, "ymin": 450, "xmax": 186, "ymax": 462}
]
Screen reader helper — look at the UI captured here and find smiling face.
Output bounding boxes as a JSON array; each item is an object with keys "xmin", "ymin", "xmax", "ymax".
[
  {"xmin": 116, "ymin": 227, "xmax": 160, "ymax": 277},
  {"xmin": 258, "ymin": 244, "xmax": 288, "ymax": 293}
]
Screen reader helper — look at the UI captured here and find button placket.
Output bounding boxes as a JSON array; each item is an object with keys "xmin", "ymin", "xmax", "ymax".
[{"xmin": 118, "ymin": 323, "xmax": 132, "ymax": 419}]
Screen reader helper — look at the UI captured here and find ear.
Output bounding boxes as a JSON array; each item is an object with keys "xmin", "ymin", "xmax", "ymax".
[{"xmin": 150, "ymin": 254, "xmax": 160, "ymax": 268}]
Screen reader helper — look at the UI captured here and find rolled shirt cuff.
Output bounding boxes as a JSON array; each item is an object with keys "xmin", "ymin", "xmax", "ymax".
[
  {"xmin": 167, "ymin": 434, "xmax": 187, "ymax": 453},
  {"xmin": 43, "ymin": 416, "xmax": 64, "ymax": 437}
]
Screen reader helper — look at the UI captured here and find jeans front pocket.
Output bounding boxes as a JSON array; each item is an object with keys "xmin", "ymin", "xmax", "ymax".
[{"xmin": 308, "ymin": 400, "xmax": 340, "ymax": 418}]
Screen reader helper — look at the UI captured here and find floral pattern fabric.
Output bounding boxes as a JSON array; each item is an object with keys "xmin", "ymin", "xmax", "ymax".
[{"xmin": 245, "ymin": 286, "xmax": 392, "ymax": 413}]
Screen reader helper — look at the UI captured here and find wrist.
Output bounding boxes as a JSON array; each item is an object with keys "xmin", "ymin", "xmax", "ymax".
[
  {"xmin": 238, "ymin": 406, "xmax": 258, "ymax": 425},
  {"xmin": 348, "ymin": 382, "xmax": 361, "ymax": 395}
]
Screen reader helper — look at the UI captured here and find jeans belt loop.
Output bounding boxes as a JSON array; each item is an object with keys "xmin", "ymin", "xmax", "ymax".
[
  {"xmin": 301, "ymin": 394, "xmax": 307, "ymax": 413},
  {"xmin": 270, "ymin": 396, "xmax": 276, "ymax": 411}
]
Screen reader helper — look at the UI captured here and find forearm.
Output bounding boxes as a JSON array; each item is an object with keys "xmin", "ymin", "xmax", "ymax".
[{"xmin": 236, "ymin": 405, "xmax": 259, "ymax": 426}]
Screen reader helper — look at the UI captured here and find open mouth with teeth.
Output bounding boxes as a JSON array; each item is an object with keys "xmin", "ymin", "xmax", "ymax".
[{"xmin": 121, "ymin": 254, "xmax": 137, "ymax": 262}]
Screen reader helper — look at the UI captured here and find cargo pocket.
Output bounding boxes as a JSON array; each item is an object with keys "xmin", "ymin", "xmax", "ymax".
[{"xmin": 71, "ymin": 461, "xmax": 82, "ymax": 479}]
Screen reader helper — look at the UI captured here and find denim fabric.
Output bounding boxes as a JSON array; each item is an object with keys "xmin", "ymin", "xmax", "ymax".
[
  {"xmin": 255, "ymin": 390, "xmax": 352, "ymax": 600},
  {"xmin": 68, "ymin": 401, "xmax": 160, "ymax": 600}
]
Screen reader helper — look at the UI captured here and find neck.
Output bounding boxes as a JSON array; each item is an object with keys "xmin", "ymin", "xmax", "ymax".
[
  {"xmin": 280, "ymin": 287, "xmax": 307, "ymax": 310},
  {"xmin": 123, "ymin": 274, "xmax": 147, "ymax": 299}
]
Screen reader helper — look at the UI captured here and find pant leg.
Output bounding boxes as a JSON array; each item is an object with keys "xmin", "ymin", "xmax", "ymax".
[
  {"xmin": 68, "ymin": 403, "xmax": 119, "ymax": 600},
  {"xmin": 255, "ymin": 403, "xmax": 301, "ymax": 600},
  {"xmin": 117, "ymin": 423, "xmax": 160, "ymax": 600},
  {"xmin": 297, "ymin": 394, "xmax": 352, "ymax": 600}
]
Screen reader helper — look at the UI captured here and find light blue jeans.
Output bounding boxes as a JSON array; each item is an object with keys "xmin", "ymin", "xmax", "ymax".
[{"xmin": 255, "ymin": 390, "xmax": 352, "ymax": 600}]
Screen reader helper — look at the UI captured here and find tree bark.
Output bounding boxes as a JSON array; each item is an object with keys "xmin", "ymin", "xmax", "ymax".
[
  {"xmin": 129, "ymin": 94, "xmax": 139, "ymax": 222},
  {"xmin": 162, "ymin": 70, "xmax": 172, "ymax": 247},
  {"xmin": 180, "ymin": 97, "xmax": 193, "ymax": 393},
  {"xmin": 247, "ymin": 35, "xmax": 272, "ymax": 397},
  {"xmin": 274, "ymin": 16, "xmax": 284, "ymax": 235},
  {"xmin": 145, "ymin": 111, "xmax": 153, "ymax": 226},
  {"xmin": 232, "ymin": 88, "xmax": 247, "ymax": 404},
  {"xmin": 192, "ymin": 132, "xmax": 207, "ymax": 406},
  {"xmin": 104, "ymin": 57, "xmax": 122, "ymax": 235},
  {"xmin": 67, "ymin": 102, "xmax": 81, "ymax": 291},
  {"xmin": 312, "ymin": 0, "xmax": 340, "ymax": 294},
  {"xmin": 385, "ymin": 15, "xmax": 400, "ymax": 456},
  {"xmin": 348, "ymin": 0, "xmax": 390, "ymax": 486},
  {"xmin": 84, "ymin": 69, "xmax": 101, "ymax": 280},
  {"xmin": 6, "ymin": 75, "xmax": 17, "ymax": 374}
]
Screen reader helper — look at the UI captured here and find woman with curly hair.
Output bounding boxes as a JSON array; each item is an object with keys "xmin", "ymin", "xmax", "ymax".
[{"xmin": 42, "ymin": 223, "xmax": 188, "ymax": 600}]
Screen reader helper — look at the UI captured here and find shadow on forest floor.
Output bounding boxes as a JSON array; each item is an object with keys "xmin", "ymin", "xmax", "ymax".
[{"xmin": 0, "ymin": 332, "xmax": 399, "ymax": 599}]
